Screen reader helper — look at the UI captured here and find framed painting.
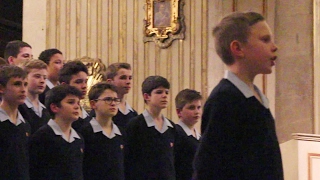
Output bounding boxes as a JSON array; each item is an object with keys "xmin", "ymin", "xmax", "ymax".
[{"xmin": 144, "ymin": 0, "xmax": 185, "ymax": 48}]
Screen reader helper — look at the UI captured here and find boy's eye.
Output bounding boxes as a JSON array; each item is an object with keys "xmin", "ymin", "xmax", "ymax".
[{"xmin": 187, "ymin": 105, "xmax": 196, "ymax": 110}]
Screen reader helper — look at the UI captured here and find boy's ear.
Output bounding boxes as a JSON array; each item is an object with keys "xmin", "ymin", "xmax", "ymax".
[
  {"xmin": 0, "ymin": 84, "xmax": 5, "ymax": 94},
  {"xmin": 50, "ymin": 103, "xmax": 59, "ymax": 114},
  {"xmin": 7, "ymin": 56, "xmax": 15, "ymax": 65},
  {"xmin": 230, "ymin": 40, "xmax": 245, "ymax": 58},
  {"xmin": 176, "ymin": 108, "xmax": 182, "ymax": 118},
  {"xmin": 89, "ymin": 100, "xmax": 97, "ymax": 109},
  {"xmin": 143, "ymin": 93, "xmax": 150, "ymax": 102},
  {"xmin": 106, "ymin": 78, "xmax": 113, "ymax": 84}
]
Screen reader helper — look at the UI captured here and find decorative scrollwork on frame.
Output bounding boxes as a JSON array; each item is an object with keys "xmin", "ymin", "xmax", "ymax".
[{"xmin": 144, "ymin": 0, "xmax": 185, "ymax": 49}]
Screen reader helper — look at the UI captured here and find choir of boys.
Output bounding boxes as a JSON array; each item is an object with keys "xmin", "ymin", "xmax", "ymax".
[{"xmin": 2, "ymin": 11, "xmax": 283, "ymax": 179}]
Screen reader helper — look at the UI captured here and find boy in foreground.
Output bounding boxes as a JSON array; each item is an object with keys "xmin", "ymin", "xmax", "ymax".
[
  {"xmin": 174, "ymin": 89, "xmax": 202, "ymax": 180},
  {"xmin": 29, "ymin": 84, "xmax": 84, "ymax": 179},
  {"xmin": 125, "ymin": 76, "xmax": 176, "ymax": 180},
  {"xmin": 193, "ymin": 12, "xmax": 283, "ymax": 179},
  {"xmin": 80, "ymin": 82, "xmax": 125, "ymax": 180},
  {"xmin": 59, "ymin": 60, "xmax": 91, "ymax": 131},
  {"xmin": 0, "ymin": 65, "xmax": 30, "ymax": 179},
  {"xmin": 19, "ymin": 59, "xmax": 51, "ymax": 134}
]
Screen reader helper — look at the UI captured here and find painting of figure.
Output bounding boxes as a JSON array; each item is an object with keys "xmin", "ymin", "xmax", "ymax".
[{"xmin": 154, "ymin": 1, "xmax": 171, "ymax": 27}]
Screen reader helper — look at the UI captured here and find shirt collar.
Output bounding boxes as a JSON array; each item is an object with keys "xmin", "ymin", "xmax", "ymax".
[
  {"xmin": 178, "ymin": 120, "xmax": 201, "ymax": 140},
  {"xmin": 48, "ymin": 119, "xmax": 80, "ymax": 143},
  {"xmin": 25, "ymin": 97, "xmax": 46, "ymax": 114},
  {"xmin": 90, "ymin": 118, "xmax": 122, "ymax": 139},
  {"xmin": 81, "ymin": 107, "xmax": 89, "ymax": 118},
  {"xmin": 0, "ymin": 108, "xmax": 25, "ymax": 125},
  {"xmin": 224, "ymin": 70, "xmax": 269, "ymax": 108},
  {"xmin": 118, "ymin": 102, "xmax": 134, "ymax": 115},
  {"xmin": 142, "ymin": 109, "xmax": 173, "ymax": 133},
  {"xmin": 45, "ymin": 79, "xmax": 55, "ymax": 89}
]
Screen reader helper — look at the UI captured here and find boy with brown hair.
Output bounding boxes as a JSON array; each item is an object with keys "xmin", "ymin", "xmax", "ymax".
[
  {"xmin": 59, "ymin": 60, "xmax": 91, "ymax": 131},
  {"xmin": 90, "ymin": 62, "xmax": 137, "ymax": 129},
  {"xmin": 4, "ymin": 40, "xmax": 33, "ymax": 66},
  {"xmin": 193, "ymin": 12, "xmax": 283, "ymax": 179},
  {"xmin": 0, "ymin": 65, "xmax": 30, "ymax": 179},
  {"xmin": 125, "ymin": 75, "xmax": 176, "ymax": 180},
  {"xmin": 18, "ymin": 59, "xmax": 51, "ymax": 134},
  {"xmin": 38, "ymin": 48, "xmax": 65, "ymax": 104},
  {"xmin": 174, "ymin": 89, "xmax": 202, "ymax": 180},
  {"xmin": 80, "ymin": 82, "xmax": 125, "ymax": 180},
  {"xmin": 29, "ymin": 84, "xmax": 84, "ymax": 179}
]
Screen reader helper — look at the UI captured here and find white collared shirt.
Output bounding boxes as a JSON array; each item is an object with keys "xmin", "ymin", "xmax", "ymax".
[
  {"xmin": 25, "ymin": 97, "xmax": 46, "ymax": 117},
  {"xmin": 0, "ymin": 108, "xmax": 25, "ymax": 126},
  {"xmin": 48, "ymin": 119, "xmax": 80, "ymax": 143},
  {"xmin": 90, "ymin": 117, "xmax": 122, "ymax": 139},
  {"xmin": 118, "ymin": 102, "xmax": 134, "ymax": 115},
  {"xmin": 143, "ymin": 109, "xmax": 173, "ymax": 134},
  {"xmin": 45, "ymin": 79, "xmax": 55, "ymax": 89},
  {"xmin": 81, "ymin": 107, "xmax": 89, "ymax": 119},
  {"xmin": 224, "ymin": 70, "xmax": 269, "ymax": 108},
  {"xmin": 178, "ymin": 120, "xmax": 201, "ymax": 140}
]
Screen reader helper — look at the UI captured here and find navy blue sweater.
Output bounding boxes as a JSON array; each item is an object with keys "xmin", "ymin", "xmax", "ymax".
[
  {"xmin": 80, "ymin": 123, "xmax": 126, "ymax": 180},
  {"xmin": 29, "ymin": 125, "xmax": 84, "ymax": 180},
  {"xmin": 0, "ymin": 120, "xmax": 31, "ymax": 180}
]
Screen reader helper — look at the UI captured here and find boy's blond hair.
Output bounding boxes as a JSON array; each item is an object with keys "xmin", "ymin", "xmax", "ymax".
[
  {"xmin": 23, "ymin": 59, "xmax": 47, "ymax": 74},
  {"xmin": 102, "ymin": 62, "xmax": 131, "ymax": 80},
  {"xmin": 213, "ymin": 12, "xmax": 264, "ymax": 65}
]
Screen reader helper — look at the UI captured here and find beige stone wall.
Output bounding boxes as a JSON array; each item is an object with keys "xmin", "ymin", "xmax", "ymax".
[
  {"xmin": 23, "ymin": 0, "xmax": 316, "ymax": 143},
  {"xmin": 275, "ymin": 0, "xmax": 314, "ymax": 143}
]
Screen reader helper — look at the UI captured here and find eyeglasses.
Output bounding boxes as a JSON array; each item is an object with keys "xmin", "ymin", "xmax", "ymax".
[{"xmin": 95, "ymin": 97, "xmax": 121, "ymax": 105}]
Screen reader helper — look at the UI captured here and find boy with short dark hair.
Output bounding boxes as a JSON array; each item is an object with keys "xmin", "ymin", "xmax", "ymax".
[
  {"xmin": 90, "ymin": 62, "xmax": 137, "ymax": 129},
  {"xmin": 38, "ymin": 48, "xmax": 65, "ymax": 104},
  {"xmin": 4, "ymin": 40, "xmax": 33, "ymax": 66},
  {"xmin": 29, "ymin": 84, "xmax": 84, "ymax": 179},
  {"xmin": 174, "ymin": 89, "xmax": 202, "ymax": 180},
  {"xmin": 18, "ymin": 59, "xmax": 51, "ymax": 134},
  {"xmin": 193, "ymin": 12, "xmax": 283, "ymax": 179},
  {"xmin": 79, "ymin": 82, "xmax": 126, "ymax": 180},
  {"xmin": 59, "ymin": 60, "xmax": 91, "ymax": 131},
  {"xmin": 0, "ymin": 65, "xmax": 30, "ymax": 180},
  {"xmin": 125, "ymin": 75, "xmax": 176, "ymax": 180}
]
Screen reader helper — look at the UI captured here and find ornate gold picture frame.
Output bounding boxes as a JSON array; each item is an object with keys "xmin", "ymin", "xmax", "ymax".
[{"xmin": 144, "ymin": 0, "xmax": 185, "ymax": 48}]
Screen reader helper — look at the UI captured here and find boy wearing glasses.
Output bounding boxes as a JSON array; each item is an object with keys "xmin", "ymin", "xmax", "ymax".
[{"xmin": 79, "ymin": 82, "xmax": 125, "ymax": 180}]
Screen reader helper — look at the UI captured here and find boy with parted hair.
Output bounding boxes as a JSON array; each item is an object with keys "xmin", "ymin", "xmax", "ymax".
[
  {"xmin": 4, "ymin": 40, "xmax": 33, "ymax": 66},
  {"xmin": 174, "ymin": 89, "xmax": 202, "ymax": 180},
  {"xmin": 90, "ymin": 62, "xmax": 137, "ymax": 129},
  {"xmin": 59, "ymin": 60, "xmax": 91, "ymax": 131},
  {"xmin": 193, "ymin": 12, "xmax": 283, "ymax": 179},
  {"xmin": 0, "ymin": 65, "xmax": 31, "ymax": 179},
  {"xmin": 38, "ymin": 48, "xmax": 65, "ymax": 104},
  {"xmin": 18, "ymin": 59, "xmax": 51, "ymax": 134},
  {"xmin": 80, "ymin": 82, "xmax": 126, "ymax": 180},
  {"xmin": 29, "ymin": 84, "xmax": 84, "ymax": 179},
  {"xmin": 125, "ymin": 75, "xmax": 176, "ymax": 180}
]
